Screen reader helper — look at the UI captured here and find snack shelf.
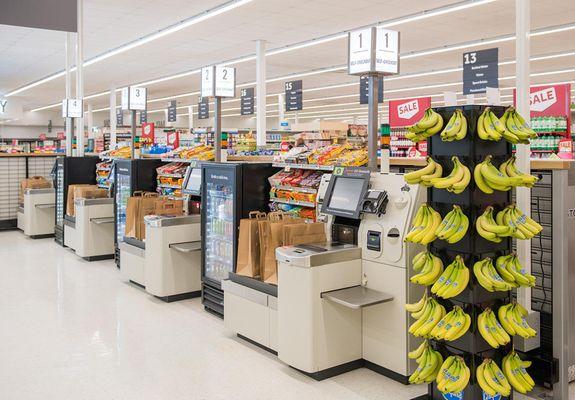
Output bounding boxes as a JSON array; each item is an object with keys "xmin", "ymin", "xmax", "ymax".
[
  {"xmin": 157, "ymin": 183, "xmax": 182, "ymax": 189},
  {"xmin": 269, "ymin": 197, "xmax": 315, "ymax": 208},
  {"xmin": 272, "ymin": 162, "xmax": 335, "ymax": 171},
  {"xmin": 274, "ymin": 185, "xmax": 317, "ymax": 194},
  {"xmin": 160, "ymin": 158, "xmax": 199, "ymax": 163}
]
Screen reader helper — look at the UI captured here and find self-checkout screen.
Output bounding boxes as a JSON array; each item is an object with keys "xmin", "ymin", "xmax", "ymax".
[
  {"xmin": 326, "ymin": 176, "xmax": 365, "ymax": 213},
  {"xmin": 184, "ymin": 168, "xmax": 202, "ymax": 193}
]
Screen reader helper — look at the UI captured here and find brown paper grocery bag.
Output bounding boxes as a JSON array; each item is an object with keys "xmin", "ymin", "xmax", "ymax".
[
  {"xmin": 236, "ymin": 211, "xmax": 266, "ymax": 278},
  {"xmin": 66, "ymin": 184, "xmax": 93, "ymax": 216},
  {"xmin": 136, "ymin": 192, "xmax": 160, "ymax": 240},
  {"xmin": 19, "ymin": 176, "xmax": 51, "ymax": 204},
  {"xmin": 283, "ymin": 222, "xmax": 327, "ymax": 246},
  {"xmin": 260, "ymin": 212, "xmax": 299, "ymax": 285}
]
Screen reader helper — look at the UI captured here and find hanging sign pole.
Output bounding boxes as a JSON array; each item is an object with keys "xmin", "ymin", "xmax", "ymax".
[{"xmin": 348, "ymin": 26, "xmax": 399, "ymax": 172}]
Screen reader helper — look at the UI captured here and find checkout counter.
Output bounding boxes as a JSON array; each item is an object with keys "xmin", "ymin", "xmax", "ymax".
[
  {"xmin": 119, "ymin": 165, "xmax": 203, "ymax": 302},
  {"xmin": 224, "ymin": 168, "xmax": 425, "ymax": 382},
  {"xmin": 17, "ymin": 188, "xmax": 55, "ymax": 238},
  {"xmin": 64, "ymin": 197, "xmax": 115, "ymax": 261}
]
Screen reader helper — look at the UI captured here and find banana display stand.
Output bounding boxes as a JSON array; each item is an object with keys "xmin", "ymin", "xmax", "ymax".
[{"xmin": 412, "ymin": 105, "xmax": 519, "ymax": 400}]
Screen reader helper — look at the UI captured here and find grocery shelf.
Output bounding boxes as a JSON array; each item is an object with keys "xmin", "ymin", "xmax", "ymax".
[
  {"xmin": 157, "ymin": 184, "xmax": 182, "ymax": 189},
  {"xmin": 272, "ymin": 162, "xmax": 335, "ymax": 171},
  {"xmin": 160, "ymin": 158, "xmax": 201, "ymax": 163},
  {"xmin": 269, "ymin": 197, "xmax": 315, "ymax": 208},
  {"xmin": 273, "ymin": 185, "xmax": 317, "ymax": 194}
]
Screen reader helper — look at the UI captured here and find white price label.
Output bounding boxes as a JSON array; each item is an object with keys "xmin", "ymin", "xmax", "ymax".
[
  {"xmin": 215, "ymin": 66, "xmax": 235, "ymax": 98},
  {"xmin": 201, "ymin": 66, "xmax": 215, "ymax": 98},
  {"xmin": 375, "ymin": 28, "xmax": 399, "ymax": 75},
  {"xmin": 348, "ymin": 28, "xmax": 373, "ymax": 75}
]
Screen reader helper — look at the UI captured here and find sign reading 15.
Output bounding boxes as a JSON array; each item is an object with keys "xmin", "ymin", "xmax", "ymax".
[
  {"xmin": 285, "ymin": 82, "xmax": 294, "ymax": 91},
  {"xmin": 464, "ymin": 52, "xmax": 477, "ymax": 64},
  {"xmin": 241, "ymin": 89, "xmax": 247, "ymax": 97}
]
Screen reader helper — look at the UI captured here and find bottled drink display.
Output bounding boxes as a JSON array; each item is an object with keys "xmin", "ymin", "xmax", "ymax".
[
  {"xmin": 531, "ymin": 115, "xmax": 568, "ymax": 133},
  {"xmin": 115, "ymin": 173, "xmax": 131, "ymax": 242},
  {"xmin": 204, "ymin": 182, "xmax": 235, "ymax": 282}
]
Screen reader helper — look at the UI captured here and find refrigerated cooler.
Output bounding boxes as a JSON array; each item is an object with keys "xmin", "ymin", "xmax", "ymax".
[
  {"xmin": 113, "ymin": 159, "xmax": 164, "ymax": 266},
  {"xmin": 52, "ymin": 156, "xmax": 100, "ymax": 246},
  {"xmin": 201, "ymin": 162, "xmax": 278, "ymax": 316}
]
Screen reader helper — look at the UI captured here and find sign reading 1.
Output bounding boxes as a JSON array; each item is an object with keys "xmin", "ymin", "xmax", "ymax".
[{"xmin": 348, "ymin": 27, "xmax": 399, "ymax": 76}]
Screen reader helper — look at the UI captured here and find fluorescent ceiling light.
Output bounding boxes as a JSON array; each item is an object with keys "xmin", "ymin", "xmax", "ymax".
[
  {"xmin": 12, "ymin": 0, "xmax": 495, "ymax": 98},
  {"xmin": 5, "ymin": 0, "xmax": 253, "ymax": 97}
]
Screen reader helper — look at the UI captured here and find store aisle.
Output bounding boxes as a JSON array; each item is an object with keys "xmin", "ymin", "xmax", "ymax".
[{"xmin": 0, "ymin": 231, "xmax": 569, "ymax": 400}]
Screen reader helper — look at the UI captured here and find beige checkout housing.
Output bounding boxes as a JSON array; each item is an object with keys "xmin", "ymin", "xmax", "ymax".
[{"xmin": 224, "ymin": 171, "xmax": 426, "ymax": 382}]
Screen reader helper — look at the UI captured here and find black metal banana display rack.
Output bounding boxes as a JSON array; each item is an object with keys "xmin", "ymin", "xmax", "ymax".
[{"xmin": 415, "ymin": 105, "xmax": 513, "ymax": 400}]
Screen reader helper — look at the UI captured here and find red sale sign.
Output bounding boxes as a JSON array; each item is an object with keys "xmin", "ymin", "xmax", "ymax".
[
  {"xmin": 167, "ymin": 130, "xmax": 179, "ymax": 149},
  {"xmin": 389, "ymin": 97, "xmax": 432, "ymax": 127},
  {"xmin": 39, "ymin": 133, "xmax": 47, "ymax": 140},
  {"xmin": 141, "ymin": 123, "xmax": 155, "ymax": 146},
  {"xmin": 513, "ymin": 84, "xmax": 571, "ymax": 116}
]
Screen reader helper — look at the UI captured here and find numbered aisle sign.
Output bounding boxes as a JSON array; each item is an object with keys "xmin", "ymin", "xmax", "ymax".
[
  {"xmin": 359, "ymin": 76, "xmax": 383, "ymax": 104},
  {"xmin": 285, "ymin": 80, "xmax": 303, "ymax": 111},
  {"xmin": 463, "ymin": 48, "xmax": 498, "ymax": 95},
  {"xmin": 61, "ymin": 99, "xmax": 83, "ymax": 118},
  {"xmin": 348, "ymin": 27, "xmax": 399, "ymax": 76},
  {"xmin": 121, "ymin": 86, "xmax": 147, "ymax": 110},
  {"xmin": 241, "ymin": 87, "xmax": 255, "ymax": 115},
  {"xmin": 198, "ymin": 97, "xmax": 210, "ymax": 119},
  {"xmin": 215, "ymin": 66, "xmax": 235, "ymax": 98},
  {"xmin": 167, "ymin": 100, "xmax": 177, "ymax": 122},
  {"xmin": 201, "ymin": 66, "xmax": 215, "ymax": 98}
]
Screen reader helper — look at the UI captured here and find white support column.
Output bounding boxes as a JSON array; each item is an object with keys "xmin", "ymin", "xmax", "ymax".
[
  {"xmin": 75, "ymin": 0, "xmax": 85, "ymax": 156},
  {"xmin": 65, "ymin": 33, "xmax": 73, "ymax": 156},
  {"xmin": 256, "ymin": 40, "xmax": 267, "ymax": 146},
  {"xmin": 278, "ymin": 94, "xmax": 285, "ymax": 129},
  {"xmin": 515, "ymin": 0, "xmax": 531, "ymax": 308},
  {"xmin": 295, "ymin": 112, "xmax": 299, "ymax": 125},
  {"xmin": 109, "ymin": 87, "xmax": 117, "ymax": 148},
  {"xmin": 87, "ymin": 102, "xmax": 93, "ymax": 140},
  {"xmin": 188, "ymin": 106, "xmax": 194, "ymax": 131}
]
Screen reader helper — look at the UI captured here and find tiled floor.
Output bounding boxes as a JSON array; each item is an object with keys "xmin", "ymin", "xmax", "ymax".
[
  {"xmin": 0, "ymin": 231, "xmax": 425, "ymax": 400},
  {"xmin": 0, "ymin": 230, "xmax": 572, "ymax": 399}
]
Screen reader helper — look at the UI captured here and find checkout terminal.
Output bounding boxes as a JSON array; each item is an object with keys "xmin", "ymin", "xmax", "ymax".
[{"xmin": 276, "ymin": 168, "xmax": 425, "ymax": 382}]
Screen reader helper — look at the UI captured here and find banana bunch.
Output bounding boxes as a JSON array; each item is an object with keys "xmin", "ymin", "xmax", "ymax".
[
  {"xmin": 498, "ymin": 156, "xmax": 539, "ymax": 187},
  {"xmin": 411, "ymin": 251, "xmax": 444, "ymax": 286},
  {"xmin": 477, "ymin": 107, "xmax": 507, "ymax": 141},
  {"xmin": 409, "ymin": 297, "xmax": 446, "ymax": 338},
  {"xmin": 476, "ymin": 206, "xmax": 514, "ymax": 243},
  {"xmin": 435, "ymin": 205, "xmax": 469, "ymax": 243},
  {"xmin": 500, "ymin": 107, "xmax": 537, "ymax": 144},
  {"xmin": 404, "ymin": 157, "xmax": 443, "ymax": 186},
  {"xmin": 498, "ymin": 302, "xmax": 537, "ymax": 338},
  {"xmin": 406, "ymin": 108, "xmax": 444, "ymax": 142},
  {"xmin": 436, "ymin": 356, "xmax": 470, "ymax": 394},
  {"xmin": 474, "ymin": 155, "xmax": 524, "ymax": 193},
  {"xmin": 478, "ymin": 308, "xmax": 511, "ymax": 348},
  {"xmin": 473, "ymin": 258, "xmax": 514, "ymax": 292},
  {"xmin": 430, "ymin": 156, "xmax": 471, "ymax": 193},
  {"xmin": 502, "ymin": 350, "xmax": 535, "ymax": 394},
  {"xmin": 496, "ymin": 253, "xmax": 536, "ymax": 288},
  {"xmin": 440, "ymin": 109, "xmax": 467, "ymax": 141},
  {"xmin": 476, "ymin": 358, "xmax": 512, "ymax": 397},
  {"xmin": 431, "ymin": 256, "xmax": 469, "ymax": 298},
  {"xmin": 496, "ymin": 205, "xmax": 543, "ymax": 240},
  {"xmin": 408, "ymin": 341, "xmax": 444, "ymax": 384},
  {"xmin": 405, "ymin": 291, "xmax": 428, "ymax": 313},
  {"xmin": 430, "ymin": 306, "xmax": 471, "ymax": 341},
  {"xmin": 405, "ymin": 204, "xmax": 442, "ymax": 245}
]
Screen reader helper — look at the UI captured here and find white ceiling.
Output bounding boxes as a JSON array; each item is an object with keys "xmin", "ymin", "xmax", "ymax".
[{"xmin": 1, "ymin": 0, "xmax": 574, "ymax": 124}]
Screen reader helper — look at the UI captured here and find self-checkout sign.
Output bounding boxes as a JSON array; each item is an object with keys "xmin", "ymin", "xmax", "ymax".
[{"xmin": 530, "ymin": 87, "xmax": 557, "ymax": 112}]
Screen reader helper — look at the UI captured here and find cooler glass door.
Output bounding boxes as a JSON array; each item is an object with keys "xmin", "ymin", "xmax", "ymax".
[
  {"xmin": 115, "ymin": 168, "xmax": 131, "ymax": 243},
  {"xmin": 203, "ymin": 170, "xmax": 236, "ymax": 284}
]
